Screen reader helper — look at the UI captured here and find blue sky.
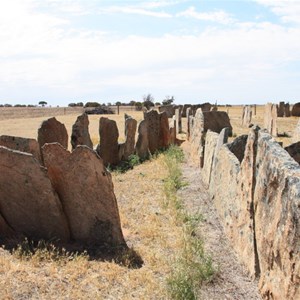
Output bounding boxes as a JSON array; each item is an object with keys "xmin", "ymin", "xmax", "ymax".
[{"xmin": 1, "ymin": 0, "xmax": 300, "ymax": 106}]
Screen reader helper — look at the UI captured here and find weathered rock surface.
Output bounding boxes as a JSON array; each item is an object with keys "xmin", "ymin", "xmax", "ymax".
[
  {"xmin": 119, "ymin": 117, "xmax": 137, "ymax": 161},
  {"xmin": 169, "ymin": 118, "xmax": 176, "ymax": 145},
  {"xmin": 0, "ymin": 135, "xmax": 42, "ymax": 163},
  {"xmin": 254, "ymin": 131, "xmax": 300, "ymax": 299},
  {"xmin": 158, "ymin": 105, "xmax": 175, "ymax": 118},
  {"xmin": 264, "ymin": 103, "xmax": 277, "ymax": 136},
  {"xmin": 291, "ymin": 102, "xmax": 300, "ymax": 116},
  {"xmin": 228, "ymin": 134, "xmax": 248, "ymax": 163},
  {"xmin": 42, "ymin": 143, "xmax": 126, "ymax": 246},
  {"xmin": 242, "ymin": 105, "xmax": 252, "ymax": 127},
  {"xmin": 186, "ymin": 107, "xmax": 192, "ymax": 140},
  {"xmin": 277, "ymin": 101, "xmax": 285, "ymax": 117},
  {"xmin": 284, "ymin": 142, "xmax": 300, "ymax": 164},
  {"xmin": 71, "ymin": 113, "xmax": 93, "ymax": 150},
  {"xmin": 144, "ymin": 110, "xmax": 160, "ymax": 154},
  {"xmin": 38, "ymin": 117, "xmax": 68, "ymax": 150},
  {"xmin": 181, "ymin": 104, "xmax": 191, "ymax": 117},
  {"xmin": 175, "ymin": 108, "xmax": 182, "ymax": 134},
  {"xmin": 0, "ymin": 146, "xmax": 70, "ymax": 241},
  {"xmin": 135, "ymin": 120, "xmax": 149, "ymax": 159},
  {"xmin": 159, "ymin": 112, "xmax": 170, "ymax": 149},
  {"xmin": 285, "ymin": 103, "xmax": 291, "ymax": 117},
  {"xmin": 97, "ymin": 117, "xmax": 119, "ymax": 166}
]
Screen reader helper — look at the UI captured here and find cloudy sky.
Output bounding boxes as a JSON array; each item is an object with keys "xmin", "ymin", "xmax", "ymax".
[{"xmin": 1, "ymin": 0, "xmax": 300, "ymax": 106}]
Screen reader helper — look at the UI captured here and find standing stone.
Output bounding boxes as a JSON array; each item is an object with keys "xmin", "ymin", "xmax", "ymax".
[
  {"xmin": 38, "ymin": 117, "xmax": 68, "ymax": 149},
  {"xmin": 42, "ymin": 144, "xmax": 126, "ymax": 246},
  {"xmin": 0, "ymin": 146, "xmax": 70, "ymax": 241},
  {"xmin": 159, "ymin": 112, "xmax": 170, "ymax": 149},
  {"xmin": 0, "ymin": 135, "xmax": 42, "ymax": 163},
  {"xmin": 97, "ymin": 117, "xmax": 119, "ymax": 166},
  {"xmin": 175, "ymin": 108, "xmax": 182, "ymax": 134},
  {"xmin": 71, "ymin": 113, "xmax": 93, "ymax": 150},
  {"xmin": 253, "ymin": 104, "xmax": 257, "ymax": 116},
  {"xmin": 181, "ymin": 104, "xmax": 191, "ymax": 117},
  {"xmin": 135, "ymin": 120, "xmax": 149, "ymax": 160},
  {"xmin": 158, "ymin": 105, "xmax": 175, "ymax": 118},
  {"xmin": 242, "ymin": 105, "xmax": 252, "ymax": 127},
  {"xmin": 144, "ymin": 110, "xmax": 160, "ymax": 154},
  {"xmin": 277, "ymin": 101, "xmax": 285, "ymax": 117},
  {"xmin": 291, "ymin": 102, "xmax": 300, "ymax": 116},
  {"xmin": 169, "ymin": 118, "xmax": 176, "ymax": 145},
  {"xmin": 264, "ymin": 103, "xmax": 277, "ymax": 136},
  {"xmin": 186, "ymin": 107, "xmax": 192, "ymax": 140},
  {"xmin": 119, "ymin": 117, "xmax": 137, "ymax": 161},
  {"xmin": 284, "ymin": 142, "xmax": 300, "ymax": 164},
  {"xmin": 285, "ymin": 103, "xmax": 291, "ymax": 117}
]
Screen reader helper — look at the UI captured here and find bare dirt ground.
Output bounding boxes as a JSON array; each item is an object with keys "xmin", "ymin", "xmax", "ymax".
[{"xmin": 179, "ymin": 142, "xmax": 262, "ymax": 299}]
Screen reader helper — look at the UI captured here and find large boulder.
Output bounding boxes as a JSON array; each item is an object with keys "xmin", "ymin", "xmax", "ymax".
[
  {"xmin": 71, "ymin": 113, "xmax": 93, "ymax": 150},
  {"xmin": 0, "ymin": 146, "xmax": 70, "ymax": 241},
  {"xmin": 97, "ymin": 117, "xmax": 119, "ymax": 166},
  {"xmin": 135, "ymin": 120, "xmax": 149, "ymax": 160},
  {"xmin": 42, "ymin": 143, "xmax": 126, "ymax": 246},
  {"xmin": 291, "ymin": 102, "xmax": 300, "ymax": 116},
  {"xmin": 0, "ymin": 135, "xmax": 42, "ymax": 163},
  {"xmin": 38, "ymin": 117, "xmax": 68, "ymax": 149}
]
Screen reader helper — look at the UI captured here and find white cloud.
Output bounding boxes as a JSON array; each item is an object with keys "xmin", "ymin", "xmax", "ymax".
[
  {"xmin": 177, "ymin": 6, "xmax": 234, "ymax": 24},
  {"xmin": 255, "ymin": 0, "xmax": 300, "ymax": 24}
]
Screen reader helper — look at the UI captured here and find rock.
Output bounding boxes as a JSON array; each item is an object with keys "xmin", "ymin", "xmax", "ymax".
[
  {"xmin": 38, "ymin": 117, "xmax": 68, "ymax": 150},
  {"xmin": 294, "ymin": 119, "xmax": 300, "ymax": 143},
  {"xmin": 254, "ymin": 131, "xmax": 300, "ymax": 299},
  {"xmin": 284, "ymin": 142, "xmax": 300, "ymax": 164},
  {"xmin": 228, "ymin": 134, "xmax": 248, "ymax": 163},
  {"xmin": 159, "ymin": 112, "xmax": 170, "ymax": 149},
  {"xmin": 175, "ymin": 108, "xmax": 182, "ymax": 134},
  {"xmin": 0, "ymin": 146, "xmax": 70, "ymax": 241},
  {"xmin": 242, "ymin": 105, "xmax": 252, "ymax": 127},
  {"xmin": 71, "ymin": 113, "xmax": 93, "ymax": 150},
  {"xmin": 0, "ymin": 135, "xmax": 42, "ymax": 163},
  {"xmin": 169, "ymin": 118, "xmax": 176, "ymax": 145},
  {"xmin": 186, "ymin": 107, "xmax": 192, "ymax": 140},
  {"xmin": 144, "ymin": 110, "xmax": 160, "ymax": 154},
  {"xmin": 181, "ymin": 104, "xmax": 191, "ymax": 117},
  {"xmin": 263, "ymin": 103, "xmax": 277, "ymax": 136},
  {"xmin": 119, "ymin": 117, "xmax": 137, "ymax": 161},
  {"xmin": 158, "ymin": 105, "xmax": 175, "ymax": 118},
  {"xmin": 291, "ymin": 102, "xmax": 300, "ymax": 116},
  {"xmin": 42, "ymin": 143, "xmax": 126, "ymax": 246},
  {"xmin": 135, "ymin": 120, "xmax": 149, "ymax": 159},
  {"xmin": 97, "ymin": 117, "xmax": 119, "ymax": 166},
  {"xmin": 277, "ymin": 101, "xmax": 285, "ymax": 117},
  {"xmin": 0, "ymin": 212, "xmax": 14, "ymax": 238},
  {"xmin": 285, "ymin": 103, "xmax": 291, "ymax": 117}
]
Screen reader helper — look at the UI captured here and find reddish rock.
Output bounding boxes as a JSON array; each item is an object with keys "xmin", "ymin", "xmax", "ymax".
[
  {"xmin": 284, "ymin": 142, "xmax": 300, "ymax": 164},
  {"xmin": 42, "ymin": 143, "xmax": 126, "ymax": 246},
  {"xmin": 135, "ymin": 120, "xmax": 149, "ymax": 160},
  {"xmin": 38, "ymin": 117, "xmax": 68, "ymax": 149},
  {"xmin": 169, "ymin": 118, "xmax": 176, "ymax": 145},
  {"xmin": 144, "ymin": 110, "xmax": 160, "ymax": 154},
  {"xmin": 0, "ymin": 146, "xmax": 70, "ymax": 241},
  {"xmin": 0, "ymin": 135, "xmax": 42, "ymax": 163},
  {"xmin": 71, "ymin": 113, "xmax": 93, "ymax": 150},
  {"xmin": 158, "ymin": 105, "xmax": 175, "ymax": 118},
  {"xmin": 291, "ymin": 102, "xmax": 300, "ymax": 116},
  {"xmin": 97, "ymin": 117, "xmax": 119, "ymax": 166},
  {"xmin": 119, "ymin": 117, "xmax": 137, "ymax": 161},
  {"xmin": 159, "ymin": 112, "xmax": 170, "ymax": 149}
]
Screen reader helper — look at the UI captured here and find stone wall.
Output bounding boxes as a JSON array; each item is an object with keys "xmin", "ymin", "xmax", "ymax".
[{"xmin": 205, "ymin": 128, "xmax": 300, "ymax": 299}]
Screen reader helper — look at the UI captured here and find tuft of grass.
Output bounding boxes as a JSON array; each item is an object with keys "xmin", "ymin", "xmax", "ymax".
[{"xmin": 162, "ymin": 145, "xmax": 216, "ymax": 300}]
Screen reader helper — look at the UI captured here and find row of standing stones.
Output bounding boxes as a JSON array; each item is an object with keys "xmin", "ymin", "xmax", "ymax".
[
  {"xmin": 187, "ymin": 104, "xmax": 300, "ymax": 300},
  {"xmin": 0, "ymin": 110, "xmax": 177, "ymax": 247}
]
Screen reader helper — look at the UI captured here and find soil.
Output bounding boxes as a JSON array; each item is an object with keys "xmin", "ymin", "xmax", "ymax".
[{"xmin": 178, "ymin": 141, "xmax": 262, "ymax": 300}]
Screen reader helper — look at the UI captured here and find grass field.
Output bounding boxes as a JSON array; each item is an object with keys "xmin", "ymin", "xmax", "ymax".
[{"xmin": 0, "ymin": 105, "xmax": 298, "ymax": 299}]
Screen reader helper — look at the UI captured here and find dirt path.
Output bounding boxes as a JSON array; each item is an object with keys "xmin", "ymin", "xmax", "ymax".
[{"xmin": 178, "ymin": 145, "xmax": 262, "ymax": 300}]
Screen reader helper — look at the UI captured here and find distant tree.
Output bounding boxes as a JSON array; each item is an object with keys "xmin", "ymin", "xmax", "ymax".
[
  {"xmin": 27, "ymin": 104, "xmax": 35, "ymax": 107},
  {"xmin": 76, "ymin": 102, "xmax": 84, "ymax": 107},
  {"xmin": 129, "ymin": 100, "xmax": 136, "ymax": 106},
  {"xmin": 68, "ymin": 103, "xmax": 76, "ymax": 107},
  {"xmin": 155, "ymin": 102, "xmax": 161, "ymax": 106},
  {"xmin": 135, "ymin": 101, "xmax": 143, "ymax": 111},
  {"xmin": 143, "ymin": 94, "xmax": 155, "ymax": 110},
  {"xmin": 39, "ymin": 101, "xmax": 47, "ymax": 107},
  {"xmin": 162, "ymin": 96, "xmax": 175, "ymax": 106},
  {"xmin": 4, "ymin": 104, "xmax": 12, "ymax": 107},
  {"xmin": 115, "ymin": 101, "xmax": 122, "ymax": 106},
  {"xmin": 84, "ymin": 102, "xmax": 101, "ymax": 108},
  {"xmin": 107, "ymin": 102, "xmax": 112, "ymax": 106}
]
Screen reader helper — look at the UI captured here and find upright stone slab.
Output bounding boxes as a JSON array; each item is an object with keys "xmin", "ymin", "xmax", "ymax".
[
  {"xmin": 175, "ymin": 108, "xmax": 182, "ymax": 134},
  {"xmin": 277, "ymin": 101, "xmax": 284, "ymax": 117},
  {"xmin": 0, "ymin": 146, "xmax": 70, "ymax": 241},
  {"xmin": 291, "ymin": 102, "xmax": 300, "ymax": 116},
  {"xmin": 71, "ymin": 113, "xmax": 93, "ymax": 150},
  {"xmin": 285, "ymin": 103, "xmax": 291, "ymax": 117},
  {"xmin": 254, "ymin": 131, "xmax": 300, "ymax": 299},
  {"xmin": 42, "ymin": 144, "xmax": 126, "ymax": 246},
  {"xmin": 0, "ymin": 135, "xmax": 42, "ymax": 163},
  {"xmin": 158, "ymin": 105, "xmax": 175, "ymax": 118},
  {"xmin": 97, "ymin": 117, "xmax": 119, "ymax": 166},
  {"xmin": 119, "ymin": 117, "xmax": 137, "ymax": 161},
  {"xmin": 135, "ymin": 120, "xmax": 149, "ymax": 159},
  {"xmin": 159, "ymin": 112, "xmax": 170, "ymax": 149},
  {"xmin": 169, "ymin": 118, "xmax": 176, "ymax": 145},
  {"xmin": 181, "ymin": 104, "xmax": 191, "ymax": 117},
  {"xmin": 38, "ymin": 117, "xmax": 68, "ymax": 150},
  {"xmin": 264, "ymin": 103, "xmax": 277, "ymax": 136},
  {"xmin": 144, "ymin": 110, "xmax": 160, "ymax": 154},
  {"xmin": 227, "ymin": 134, "xmax": 248, "ymax": 163},
  {"xmin": 186, "ymin": 107, "xmax": 192, "ymax": 140},
  {"xmin": 284, "ymin": 142, "xmax": 300, "ymax": 164},
  {"xmin": 242, "ymin": 105, "xmax": 252, "ymax": 127}
]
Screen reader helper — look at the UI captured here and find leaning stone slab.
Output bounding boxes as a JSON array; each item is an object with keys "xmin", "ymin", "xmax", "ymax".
[
  {"xmin": 42, "ymin": 143, "xmax": 126, "ymax": 246},
  {"xmin": 38, "ymin": 117, "xmax": 68, "ymax": 149},
  {"xmin": 71, "ymin": 113, "xmax": 93, "ymax": 150},
  {"xmin": 254, "ymin": 131, "xmax": 300, "ymax": 299},
  {"xmin": 0, "ymin": 135, "xmax": 42, "ymax": 163},
  {"xmin": 97, "ymin": 117, "xmax": 119, "ymax": 166},
  {"xmin": 0, "ymin": 146, "xmax": 70, "ymax": 241}
]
